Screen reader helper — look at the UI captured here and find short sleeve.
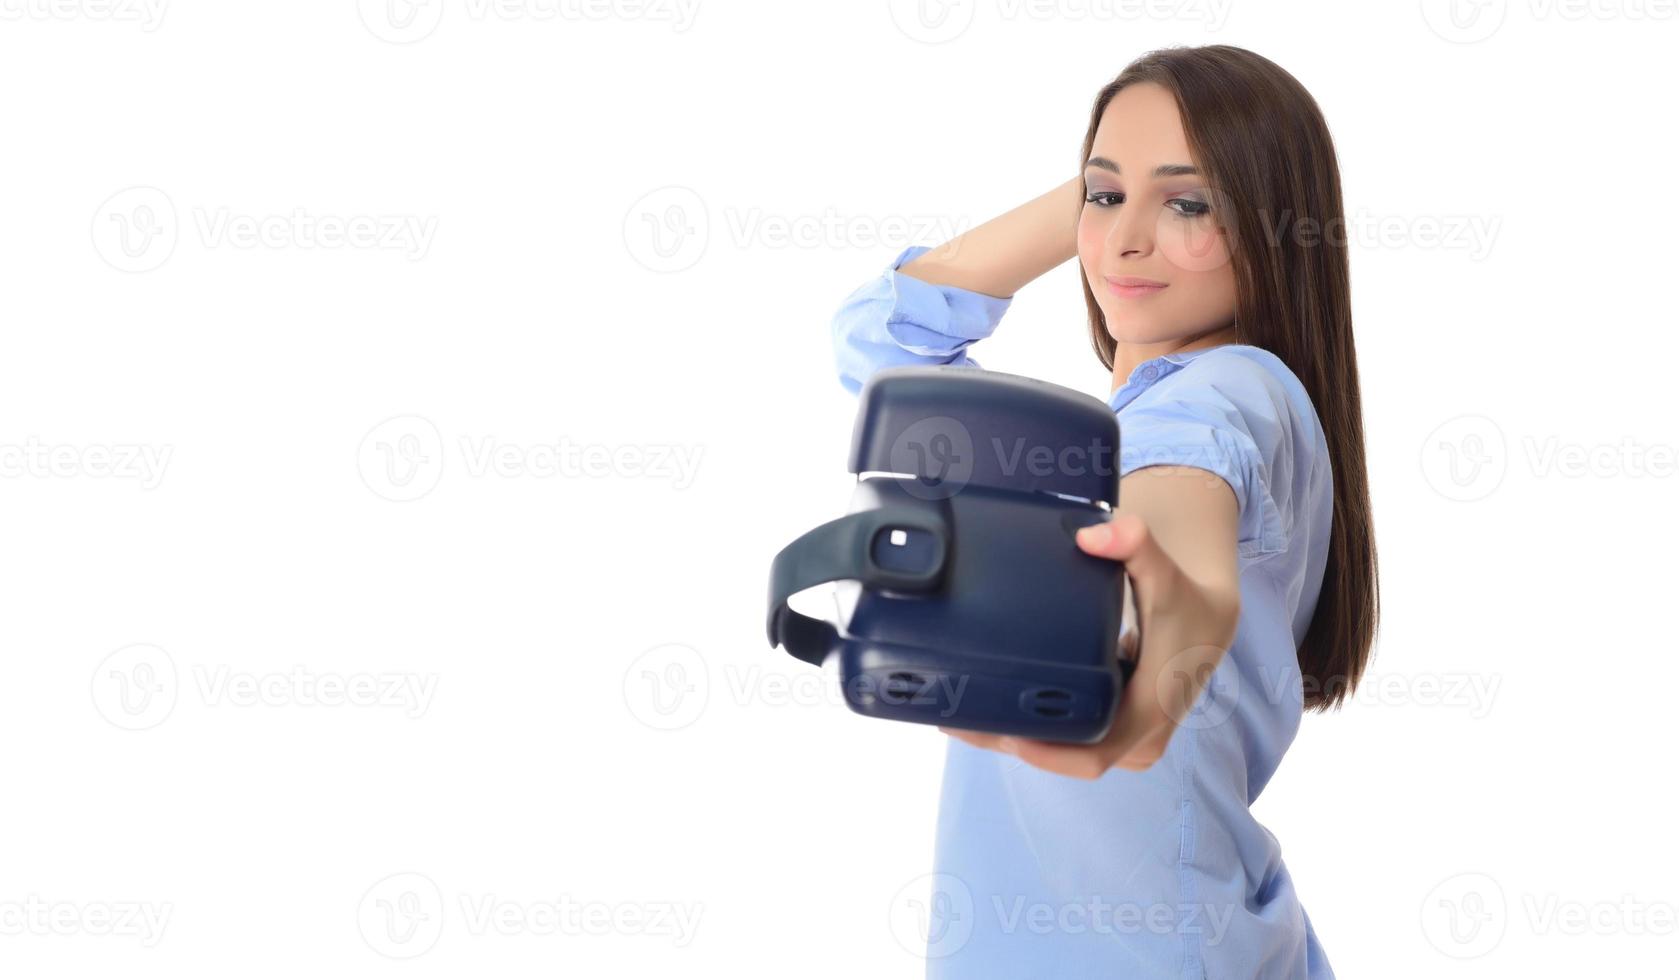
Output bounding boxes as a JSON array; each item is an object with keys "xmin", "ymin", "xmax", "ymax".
[
  {"xmin": 830, "ymin": 244, "xmax": 1013, "ymax": 395},
  {"xmin": 1117, "ymin": 353, "xmax": 1296, "ymax": 560}
]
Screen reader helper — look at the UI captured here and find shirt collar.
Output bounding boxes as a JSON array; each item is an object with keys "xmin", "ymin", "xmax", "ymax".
[{"xmin": 1106, "ymin": 343, "xmax": 1234, "ymax": 413}]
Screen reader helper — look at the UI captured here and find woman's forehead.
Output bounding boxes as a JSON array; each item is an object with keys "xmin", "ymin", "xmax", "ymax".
[{"xmin": 1090, "ymin": 84, "xmax": 1192, "ymax": 166}]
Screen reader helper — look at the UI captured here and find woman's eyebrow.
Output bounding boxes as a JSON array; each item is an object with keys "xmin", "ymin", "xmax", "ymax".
[{"xmin": 1084, "ymin": 157, "xmax": 1199, "ymax": 178}]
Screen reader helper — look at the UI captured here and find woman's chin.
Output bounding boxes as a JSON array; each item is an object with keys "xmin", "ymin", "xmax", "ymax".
[
  {"xmin": 1104, "ymin": 321, "xmax": 1165, "ymax": 346},
  {"xmin": 1106, "ymin": 318, "xmax": 1220, "ymax": 349}
]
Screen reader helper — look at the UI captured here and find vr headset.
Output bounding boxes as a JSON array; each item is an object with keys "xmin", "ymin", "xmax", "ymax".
[{"xmin": 766, "ymin": 366, "xmax": 1135, "ymax": 744}]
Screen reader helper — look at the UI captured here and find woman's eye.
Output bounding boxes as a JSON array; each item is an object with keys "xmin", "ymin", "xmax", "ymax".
[{"xmin": 1085, "ymin": 191, "xmax": 1208, "ymax": 216}]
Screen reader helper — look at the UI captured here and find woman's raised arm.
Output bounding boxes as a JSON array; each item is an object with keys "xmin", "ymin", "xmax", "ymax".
[
  {"xmin": 897, "ymin": 175, "xmax": 1084, "ymax": 298},
  {"xmin": 831, "ymin": 175, "xmax": 1085, "ymax": 394}
]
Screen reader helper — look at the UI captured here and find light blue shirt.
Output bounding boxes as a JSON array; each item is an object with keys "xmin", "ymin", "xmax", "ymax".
[{"xmin": 831, "ymin": 244, "xmax": 1336, "ymax": 979}]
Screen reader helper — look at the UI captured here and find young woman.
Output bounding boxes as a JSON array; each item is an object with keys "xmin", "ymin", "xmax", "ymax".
[{"xmin": 830, "ymin": 45, "xmax": 1379, "ymax": 979}]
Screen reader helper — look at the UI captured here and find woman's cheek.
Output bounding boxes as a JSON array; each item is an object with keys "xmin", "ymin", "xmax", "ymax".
[
  {"xmin": 1167, "ymin": 264, "xmax": 1239, "ymax": 337},
  {"xmin": 1075, "ymin": 212, "xmax": 1103, "ymax": 269},
  {"xmin": 1157, "ymin": 220, "xmax": 1231, "ymax": 275}
]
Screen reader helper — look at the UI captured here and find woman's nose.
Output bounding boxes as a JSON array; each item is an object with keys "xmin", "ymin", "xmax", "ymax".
[{"xmin": 1107, "ymin": 203, "xmax": 1154, "ymax": 258}]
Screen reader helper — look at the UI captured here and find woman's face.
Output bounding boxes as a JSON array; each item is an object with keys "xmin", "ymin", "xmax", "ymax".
[{"xmin": 1077, "ymin": 82, "xmax": 1238, "ymax": 347}]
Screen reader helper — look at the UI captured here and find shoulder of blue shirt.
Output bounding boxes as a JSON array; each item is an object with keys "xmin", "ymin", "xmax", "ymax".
[{"xmin": 1125, "ymin": 344, "xmax": 1323, "ymax": 558}]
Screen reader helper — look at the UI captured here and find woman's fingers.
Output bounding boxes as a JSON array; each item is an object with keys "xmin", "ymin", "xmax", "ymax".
[
  {"xmin": 938, "ymin": 726, "xmax": 1006, "ymax": 753},
  {"xmin": 1105, "ymin": 686, "xmax": 1172, "ymax": 769},
  {"xmin": 941, "ymin": 725, "xmax": 1114, "ymax": 780},
  {"xmin": 935, "ymin": 514, "xmax": 1230, "ymax": 779},
  {"xmin": 1009, "ymin": 739, "xmax": 1114, "ymax": 780},
  {"xmin": 1077, "ymin": 512, "xmax": 1184, "ymax": 620},
  {"xmin": 1076, "ymin": 512, "xmax": 1166, "ymax": 577}
]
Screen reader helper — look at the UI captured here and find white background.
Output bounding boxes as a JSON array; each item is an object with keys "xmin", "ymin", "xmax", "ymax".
[{"xmin": 2, "ymin": 1, "xmax": 1676, "ymax": 977}]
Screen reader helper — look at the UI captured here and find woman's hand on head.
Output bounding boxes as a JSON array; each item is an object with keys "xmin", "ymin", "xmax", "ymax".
[{"xmin": 939, "ymin": 510, "xmax": 1241, "ymax": 780}]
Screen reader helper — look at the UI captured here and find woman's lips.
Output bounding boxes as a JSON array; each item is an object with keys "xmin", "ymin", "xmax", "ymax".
[{"xmin": 1105, "ymin": 277, "xmax": 1167, "ymax": 299}]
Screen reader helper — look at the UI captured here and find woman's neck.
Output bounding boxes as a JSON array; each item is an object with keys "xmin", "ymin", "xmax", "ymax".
[{"xmin": 1109, "ymin": 324, "xmax": 1238, "ymax": 395}]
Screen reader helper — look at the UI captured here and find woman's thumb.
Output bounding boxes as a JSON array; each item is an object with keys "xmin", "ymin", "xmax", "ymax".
[{"xmin": 1077, "ymin": 513, "xmax": 1167, "ymax": 579}]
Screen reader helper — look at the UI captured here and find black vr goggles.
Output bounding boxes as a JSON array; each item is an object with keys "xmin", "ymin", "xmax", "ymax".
[{"xmin": 767, "ymin": 366, "xmax": 1136, "ymax": 743}]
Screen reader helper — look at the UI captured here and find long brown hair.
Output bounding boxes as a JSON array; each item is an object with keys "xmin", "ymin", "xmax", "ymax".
[{"xmin": 1079, "ymin": 45, "xmax": 1378, "ymax": 712}]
